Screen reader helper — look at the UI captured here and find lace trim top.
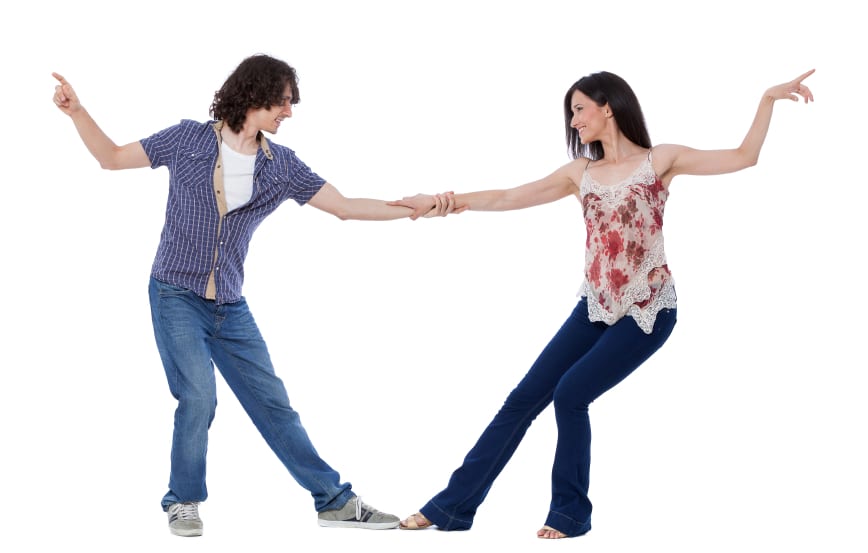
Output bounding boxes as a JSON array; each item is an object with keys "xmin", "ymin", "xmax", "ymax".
[{"xmin": 579, "ymin": 150, "xmax": 677, "ymax": 334}]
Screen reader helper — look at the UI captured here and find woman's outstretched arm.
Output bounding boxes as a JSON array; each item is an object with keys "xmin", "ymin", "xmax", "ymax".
[
  {"xmin": 392, "ymin": 160, "xmax": 582, "ymax": 215},
  {"xmin": 654, "ymin": 69, "xmax": 815, "ymax": 184}
]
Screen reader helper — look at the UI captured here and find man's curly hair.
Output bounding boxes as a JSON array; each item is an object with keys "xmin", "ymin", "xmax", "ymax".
[{"xmin": 210, "ymin": 54, "xmax": 300, "ymax": 133}]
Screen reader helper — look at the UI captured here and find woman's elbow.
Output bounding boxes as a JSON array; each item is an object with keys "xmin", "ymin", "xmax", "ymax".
[
  {"xmin": 732, "ymin": 150, "xmax": 760, "ymax": 172},
  {"xmin": 743, "ymin": 148, "xmax": 760, "ymax": 167}
]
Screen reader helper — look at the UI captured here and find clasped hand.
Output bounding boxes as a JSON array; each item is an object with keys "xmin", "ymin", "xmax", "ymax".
[{"xmin": 389, "ymin": 192, "xmax": 465, "ymax": 220}]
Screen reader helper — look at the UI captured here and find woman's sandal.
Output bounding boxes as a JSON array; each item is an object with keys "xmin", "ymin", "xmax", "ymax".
[
  {"xmin": 537, "ymin": 525, "xmax": 568, "ymax": 539},
  {"xmin": 399, "ymin": 512, "xmax": 434, "ymax": 530}
]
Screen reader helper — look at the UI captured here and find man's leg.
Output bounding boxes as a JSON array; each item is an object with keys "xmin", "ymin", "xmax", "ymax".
[
  {"xmin": 149, "ymin": 278, "xmax": 217, "ymax": 536},
  {"xmin": 210, "ymin": 298, "xmax": 399, "ymax": 528}
]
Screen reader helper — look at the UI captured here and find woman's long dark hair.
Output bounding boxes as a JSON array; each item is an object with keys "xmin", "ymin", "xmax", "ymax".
[
  {"xmin": 211, "ymin": 54, "xmax": 300, "ymax": 133},
  {"xmin": 563, "ymin": 71, "xmax": 651, "ymax": 160}
]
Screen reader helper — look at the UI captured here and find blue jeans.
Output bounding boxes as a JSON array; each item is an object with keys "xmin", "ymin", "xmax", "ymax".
[
  {"xmin": 148, "ymin": 277, "xmax": 353, "ymax": 511},
  {"xmin": 420, "ymin": 298, "xmax": 677, "ymax": 536}
]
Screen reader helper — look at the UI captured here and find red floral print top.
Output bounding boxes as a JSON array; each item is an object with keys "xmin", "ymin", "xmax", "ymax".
[{"xmin": 579, "ymin": 150, "xmax": 677, "ymax": 334}]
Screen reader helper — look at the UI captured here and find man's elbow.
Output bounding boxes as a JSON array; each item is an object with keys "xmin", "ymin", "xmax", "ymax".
[
  {"xmin": 329, "ymin": 204, "xmax": 354, "ymax": 221},
  {"xmin": 98, "ymin": 150, "xmax": 132, "ymax": 171},
  {"xmin": 99, "ymin": 159, "xmax": 123, "ymax": 170}
]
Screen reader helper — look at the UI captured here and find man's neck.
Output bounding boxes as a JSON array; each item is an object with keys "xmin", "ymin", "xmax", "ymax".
[{"xmin": 220, "ymin": 125, "xmax": 259, "ymax": 155}]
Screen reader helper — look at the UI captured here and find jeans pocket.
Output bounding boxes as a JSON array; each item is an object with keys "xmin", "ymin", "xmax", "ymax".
[{"xmin": 155, "ymin": 278, "xmax": 193, "ymax": 298}]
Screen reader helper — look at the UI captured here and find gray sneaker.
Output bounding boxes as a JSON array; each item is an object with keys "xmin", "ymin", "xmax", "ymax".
[
  {"xmin": 167, "ymin": 502, "xmax": 203, "ymax": 537},
  {"xmin": 317, "ymin": 496, "xmax": 400, "ymax": 529}
]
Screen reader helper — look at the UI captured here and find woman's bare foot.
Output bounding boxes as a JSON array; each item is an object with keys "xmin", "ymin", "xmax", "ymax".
[
  {"xmin": 537, "ymin": 525, "xmax": 568, "ymax": 539},
  {"xmin": 399, "ymin": 512, "xmax": 433, "ymax": 530}
]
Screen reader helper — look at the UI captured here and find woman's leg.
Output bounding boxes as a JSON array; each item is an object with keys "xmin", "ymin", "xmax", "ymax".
[
  {"xmin": 418, "ymin": 299, "xmax": 607, "ymax": 530},
  {"xmin": 544, "ymin": 307, "xmax": 677, "ymax": 537}
]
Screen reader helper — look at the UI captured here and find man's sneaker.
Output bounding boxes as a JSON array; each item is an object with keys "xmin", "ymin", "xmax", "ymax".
[
  {"xmin": 317, "ymin": 496, "xmax": 400, "ymax": 529},
  {"xmin": 167, "ymin": 502, "xmax": 203, "ymax": 537}
]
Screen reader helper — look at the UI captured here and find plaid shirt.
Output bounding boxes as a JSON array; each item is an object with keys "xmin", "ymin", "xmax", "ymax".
[{"xmin": 141, "ymin": 119, "xmax": 326, "ymax": 304}]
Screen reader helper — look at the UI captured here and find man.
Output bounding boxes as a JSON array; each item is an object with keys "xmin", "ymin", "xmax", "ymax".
[{"xmin": 52, "ymin": 53, "xmax": 440, "ymax": 537}]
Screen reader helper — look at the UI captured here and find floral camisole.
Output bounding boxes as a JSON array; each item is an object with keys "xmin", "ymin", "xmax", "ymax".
[{"xmin": 579, "ymin": 150, "xmax": 677, "ymax": 334}]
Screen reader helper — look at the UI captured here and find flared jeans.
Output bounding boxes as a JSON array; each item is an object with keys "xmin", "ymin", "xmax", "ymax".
[{"xmin": 420, "ymin": 297, "xmax": 677, "ymax": 536}]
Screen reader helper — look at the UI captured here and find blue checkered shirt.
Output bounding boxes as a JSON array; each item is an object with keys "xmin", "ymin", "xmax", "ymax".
[{"xmin": 141, "ymin": 119, "xmax": 326, "ymax": 304}]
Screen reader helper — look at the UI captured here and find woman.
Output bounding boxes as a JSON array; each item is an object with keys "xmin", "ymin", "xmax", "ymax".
[{"xmin": 393, "ymin": 69, "xmax": 815, "ymax": 539}]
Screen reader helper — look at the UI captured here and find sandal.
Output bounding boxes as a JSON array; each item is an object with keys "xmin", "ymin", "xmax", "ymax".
[
  {"xmin": 399, "ymin": 512, "xmax": 433, "ymax": 530},
  {"xmin": 537, "ymin": 525, "xmax": 568, "ymax": 539}
]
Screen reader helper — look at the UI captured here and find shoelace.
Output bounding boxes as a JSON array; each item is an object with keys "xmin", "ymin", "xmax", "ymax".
[
  {"xmin": 354, "ymin": 497, "xmax": 384, "ymax": 520},
  {"xmin": 173, "ymin": 502, "xmax": 200, "ymax": 521},
  {"xmin": 356, "ymin": 496, "xmax": 380, "ymax": 520}
]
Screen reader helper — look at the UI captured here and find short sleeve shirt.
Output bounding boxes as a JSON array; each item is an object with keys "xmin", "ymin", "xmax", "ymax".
[{"xmin": 140, "ymin": 119, "xmax": 326, "ymax": 303}]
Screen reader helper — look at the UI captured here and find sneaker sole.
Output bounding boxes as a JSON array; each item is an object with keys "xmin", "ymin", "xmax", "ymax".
[
  {"xmin": 318, "ymin": 520, "xmax": 400, "ymax": 530},
  {"xmin": 170, "ymin": 527, "xmax": 203, "ymax": 537}
]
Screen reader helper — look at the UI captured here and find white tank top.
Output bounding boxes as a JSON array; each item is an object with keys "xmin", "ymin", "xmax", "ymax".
[{"xmin": 221, "ymin": 142, "xmax": 255, "ymax": 211}]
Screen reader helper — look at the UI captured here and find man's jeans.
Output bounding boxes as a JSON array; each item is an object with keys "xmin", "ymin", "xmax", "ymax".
[
  {"xmin": 148, "ymin": 277, "xmax": 353, "ymax": 511},
  {"xmin": 420, "ymin": 297, "xmax": 677, "ymax": 536}
]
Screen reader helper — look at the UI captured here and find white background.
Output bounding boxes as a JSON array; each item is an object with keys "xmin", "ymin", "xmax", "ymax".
[{"xmin": 3, "ymin": 1, "xmax": 865, "ymax": 551}]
